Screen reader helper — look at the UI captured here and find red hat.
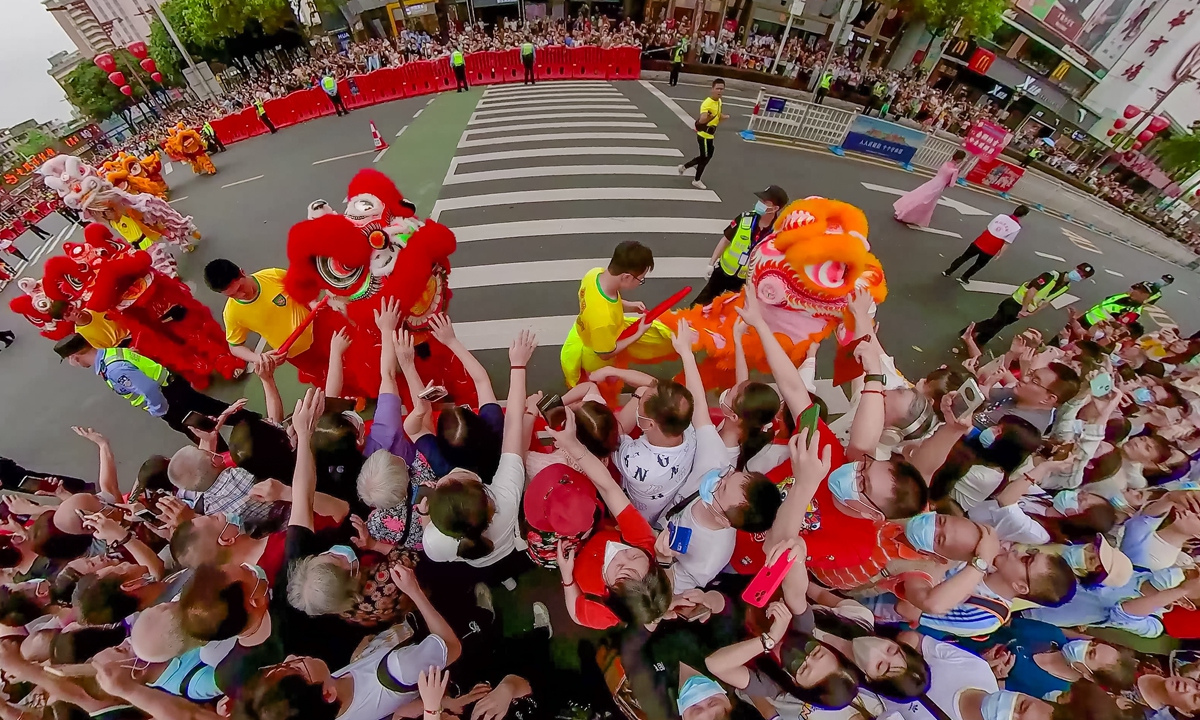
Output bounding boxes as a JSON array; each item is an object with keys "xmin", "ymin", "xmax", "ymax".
[{"xmin": 524, "ymin": 464, "xmax": 599, "ymax": 536}]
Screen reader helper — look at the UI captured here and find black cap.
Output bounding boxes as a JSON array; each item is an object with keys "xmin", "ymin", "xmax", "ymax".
[
  {"xmin": 53, "ymin": 333, "xmax": 92, "ymax": 362},
  {"xmin": 1075, "ymin": 262, "xmax": 1095, "ymax": 278},
  {"xmin": 755, "ymin": 185, "xmax": 789, "ymax": 209},
  {"xmin": 1162, "ymin": 274, "xmax": 1175, "ymax": 284}
]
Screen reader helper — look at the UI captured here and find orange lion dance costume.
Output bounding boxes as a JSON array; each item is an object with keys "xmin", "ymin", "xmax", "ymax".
[
  {"xmin": 105, "ymin": 151, "xmax": 169, "ymax": 199},
  {"xmin": 164, "ymin": 123, "xmax": 216, "ymax": 176},
  {"xmin": 285, "ymin": 169, "xmax": 475, "ymax": 405},
  {"xmin": 659, "ymin": 197, "xmax": 887, "ymax": 388}
]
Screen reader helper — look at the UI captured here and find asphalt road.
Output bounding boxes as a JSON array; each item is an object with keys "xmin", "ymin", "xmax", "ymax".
[{"xmin": 0, "ymin": 77, "xmax": 1193, "ymax": 483}]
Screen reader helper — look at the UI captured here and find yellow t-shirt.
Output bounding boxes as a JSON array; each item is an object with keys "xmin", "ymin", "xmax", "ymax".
[
  {"xmin": 75, "ymin": 310, "xmax": 129, "ymax": 349},
  {"xmin": 222, "ymin": 268, "xmax": 312, "ymax": 356},
  {"xmin": 112, "ymin": 215, "xmax": 160, "ymax": 250},
  {"xmin": 575, "ymin": 267, "xmax": 623, "ymax": 355},
  {"xmin": 698, "ymin": 97, "xmax": 722, "ymax": 139}
]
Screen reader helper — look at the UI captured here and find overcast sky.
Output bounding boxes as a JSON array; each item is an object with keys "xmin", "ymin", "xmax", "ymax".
[{"xmin": 1, "ymin": 0, "xmax": 78, "ymax": 129}]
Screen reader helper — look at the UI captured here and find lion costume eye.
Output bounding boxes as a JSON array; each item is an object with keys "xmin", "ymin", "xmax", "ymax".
[
  {"xmin": 368, "ymin": 229, "xmax": 388, "ymax": 250},
  {"xmin": 316, "ymin": 256, "xmax": 363, "ymax": 290}
]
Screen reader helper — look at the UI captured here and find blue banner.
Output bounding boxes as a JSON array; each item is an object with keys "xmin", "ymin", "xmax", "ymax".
[{"xmin": 840, "ymin": 115, "xmax": 927, "ymax": 165}]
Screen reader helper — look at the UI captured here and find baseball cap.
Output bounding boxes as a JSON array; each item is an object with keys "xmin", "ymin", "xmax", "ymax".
[
  {"xmin": 53, "ymin": 333, "xmax": 92, "ymax": 362},
  {"xmin": 1074, "ymin": 263, "xmax": 1095, "ymax": 279},
  {"xmin": 1096, "ymin": 534, "xmax": 1134, "ymax": 588},
  {"xmin": 755, "ymin": 185, "xmax": 789, "ymax": 208},
  {"xmin": 524, "ymin": 464, "xmax": 599, "ymax": 536}
]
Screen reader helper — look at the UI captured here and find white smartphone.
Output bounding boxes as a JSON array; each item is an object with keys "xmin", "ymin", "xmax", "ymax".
[{"xmin": 952, "ymin": 378, "xmax": 985, "ymax": 418}]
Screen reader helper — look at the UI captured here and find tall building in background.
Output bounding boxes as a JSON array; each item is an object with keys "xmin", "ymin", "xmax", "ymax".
[{"xmin": 43, "ymin": 0, "xmax": 153, "ymax": 57}]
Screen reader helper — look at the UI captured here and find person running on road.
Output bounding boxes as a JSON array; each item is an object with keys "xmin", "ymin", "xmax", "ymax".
[
  {"xmin": 678, "ymin": 78, "xmax": 728, "ymax": 190},
  {"xmin": 692, "ymin": 185, "xmax": 787, "ymax": 307},
  {"xmin": 943, "ymin": 205, "xmax": 1029, "ymax": 285},
  {"xmin": 966, "ymin": 262, "xmax": 1095, "ymax": 349}
]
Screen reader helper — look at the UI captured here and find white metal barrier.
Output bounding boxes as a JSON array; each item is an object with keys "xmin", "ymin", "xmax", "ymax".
[
  {"xmin": 911, "ymin": 134, "xmax": 963, "ymax": 172},
  {"xmin": 745, "ymin": 89, "xmax": 858, "ymax": 147}
]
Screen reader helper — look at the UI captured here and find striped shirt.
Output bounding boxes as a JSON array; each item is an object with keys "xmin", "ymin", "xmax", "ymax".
[
  {"xmin": 198, "ymin": 467, "xmax": 276, "ymax": 528},
  {"xmin": 916, "ymin": 563, "xmax": 1012, "ymax": 637}
]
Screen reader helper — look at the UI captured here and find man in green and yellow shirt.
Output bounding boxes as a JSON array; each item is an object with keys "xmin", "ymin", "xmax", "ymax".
[{"xmin": 678, "ymin": 78, "xmax": 729, "ymax": 190}]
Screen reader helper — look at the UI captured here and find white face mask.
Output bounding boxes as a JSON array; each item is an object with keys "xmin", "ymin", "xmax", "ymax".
[{"xmin": 603, "ymin": 541, "xmax": 635, "ymax": 575}]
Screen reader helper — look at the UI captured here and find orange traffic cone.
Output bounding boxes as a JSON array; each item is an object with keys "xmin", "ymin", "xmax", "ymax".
[{"xmin": 370, "ymin": 121, "xmax": 389, "ymax": 151}]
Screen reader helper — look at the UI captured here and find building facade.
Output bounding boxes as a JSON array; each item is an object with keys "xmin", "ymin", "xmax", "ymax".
[{"xmin": 43, "ymin": 0, "xmax": 153, "ymax": 56}]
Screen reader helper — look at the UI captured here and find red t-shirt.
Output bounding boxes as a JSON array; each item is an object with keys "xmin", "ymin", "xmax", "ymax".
[
  {"xmin": 729, "ymin": 417, "xmax": 880, "ymax": 575},
  {"xmin": 1163, "ymin": 607, "xmax": 1200, "ymax": 639},
  {"xmin": 573, "ymin": 505, "xmax": 657, "ymax": 630},
  {"xmin": 258, "ymin": 512, "xmax": 341, "ymax": 586},
  {"xmin": 973, "ymin": 214, "xmax": 1021, "ymax": 255}
]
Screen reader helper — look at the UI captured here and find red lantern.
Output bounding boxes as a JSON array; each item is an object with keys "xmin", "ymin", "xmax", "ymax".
[
  {"xmin": 107, "ymin": 71, "xmax": 126, "ymax": 87},
  {"xmin": 1138, "ymin": 129, "xmax": 1155, "ymax": 142},
  {"xmin": 1123, "ymin": 104, "xmax": 1142, "ymax": 119},
  {"xmin": 140, "ymin": 58, "xmax": 157, "ymax": 73},
  {"xmin": 1113, "ymin": 118, "xmax": 1127, "ymax": 130},
  {"xmin": 120, "ymin": 85, "xmax": 133, "ymax": 96},
  {"xmin": 1148, "ymin": 115, "xmax": 1170, "ymax": 132},
  {"xmin": 94, "ymin": 53, "xmax": 116, "ymax": 72},
  {"xmin": 151, "ymin": 72, "xmax": 163, "ymax": 83},
  {"xmin": 127, "ymin": 41, "xmax": 148, "ymax": 59},
  {"xmin": 1106, "ymin": 128, "xmax": 1117, "ymax": 136},
  {"xmin": 1133, "ymin": 141, "xmax": 1144, "ymax": 150}
]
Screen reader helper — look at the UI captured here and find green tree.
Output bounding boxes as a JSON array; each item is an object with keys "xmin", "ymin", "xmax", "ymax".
[
  {"xmin": 905, "ymin": 0, "xmax": 1007, "ymax": 38},
  {"xmin": 16, "ymin": 130, "xmax": 54, "ymax": 158},
  {"xmin": 62, "ymin": 64, "xmax": 129, "ymax": 122},
  {"xmin": 1155, "ymin": 133, "xmax": 1200, "ymax": 180},
  {"xmin": 149, "ymin": 18, "xmax": 186, "ymax": 85},
  {"xmin": 161, "ymin": 0, "xmax": 294, "ymax": 48}
]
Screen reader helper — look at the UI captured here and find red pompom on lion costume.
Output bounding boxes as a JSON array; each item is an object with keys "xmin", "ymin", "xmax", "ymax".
[
  {"xmin": 285, "ymin": 169, "xmax": 474, "ymax": 404},
  {"xmin": 9, "ymin": 278, "xmax": 73, "ymax": 341}
]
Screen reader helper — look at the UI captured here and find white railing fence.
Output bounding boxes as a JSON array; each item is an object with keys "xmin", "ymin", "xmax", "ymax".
[{"xmin": 745, "ymin": 89, "xmax": 858, "ymax": 147}]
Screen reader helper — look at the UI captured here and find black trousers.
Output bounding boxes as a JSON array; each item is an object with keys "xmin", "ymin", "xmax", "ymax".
[
  {"xmin": 523, "ymin": 57, "xmax": 535, "ymax": 84},
  {"xmin": 693, "ymin": 266, "xmax": 744, "ymax": 307},
  {"xmin": 27, "ymin": 224, "xmax": 51, "ymax": 241},
  {"xmin": 670, "ymin": 62, "xmax": 682, "ymax": 86},
  {"xmin": 259, "ymin": 113, "xmax": 277, "ymax": 134},
  {"xmin": 6, "ymin": 247, "xmax": 27, "ymax": 262},
  {"xmin": 160, "ymin": 376, "xmax": 250, "ymax": 448},
  {"xmin": 206, "ymin": 134, "xmax": 226, "ymax": 152},
  {"xmin": 971, "ymin": 297, "xmax": 1023, "ymax": 348},
  {"xmin": 454, "ymin": 66, "xmax": 469, "ymax": 91},
  {"xmin": 683, "ymin": 135, "xmax": 714, "ymax": 181},
  {"xmin": 944, "ymin": 243, "xmax": 995, "ymax": 281},
  {"xmin": 815, "ymin": 87, "xmax": 828, "ymax": 104},
  {"xmin": 58, "ymin": 208, "xmax": 80, "ymax": 225},
  {"xmin": 328, "ymin": 92, "xmax": 348, "ymax": 115}
]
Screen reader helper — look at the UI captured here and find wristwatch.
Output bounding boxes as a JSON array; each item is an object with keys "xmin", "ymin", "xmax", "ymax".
[
  {"xmin": 863, "ymin": 373, "xmax": 887, "ymax": 385},
  {"xmin": 969, "ymin": 556, "xmax": 989, "ymax": 573},
  {"xmin": 760, "ymin": 633, "xmax": 776, "ymax": 651}
]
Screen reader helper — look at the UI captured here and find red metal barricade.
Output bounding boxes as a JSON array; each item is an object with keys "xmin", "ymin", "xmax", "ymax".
[
  {"xmin": 465, "ymin": 50, "xmax": 499, "ymax": 86},
  {"xmin": 494, "ymin": 48, "xmax": 521, "ymax": 83},
  {"xmin": 606, "ymin": 46, "xmax": 641, "ymax": 80},
  {"xmin": 401, "ymin": 60, "xmax": 434, "ymax": 96},
  {"xmin": 263, "ymin": 95, "xmax": 299, "ymax": 129},
  {"xmin": 372, "ymin": 66, "xmax": 407, "ymax": 102},
  {"xmin": 339, "ymin": 76, "xmax": 374, "ymax": 110},
  {"xmin": 430, "ymin": 56, "xmax": 455, "ymax": 92},
  {"xmin": 572, "ymin": 46, "xmax": 606, "ymax": 80},
  {"xmin": 536, "ymin": 45, "xmax": 571, "ymax": 81}
]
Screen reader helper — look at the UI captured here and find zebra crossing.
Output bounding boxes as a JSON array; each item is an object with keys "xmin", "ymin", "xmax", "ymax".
[
  {"xmin": 1061, "ymin": 226, "xmax": 1104, "ymax": 254},
  {"xmin": 1143, "ymin": 303, "xmax": 1177, "ymax": 328},
  {"xmin": 432, "ymin": 80, "xmax": 733, "ymax": 353}
]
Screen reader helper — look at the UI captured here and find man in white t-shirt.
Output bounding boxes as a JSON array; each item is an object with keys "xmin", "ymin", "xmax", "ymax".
[
  {"xmin": 884, "ymin": 634, "xmax": 997, "ymax": 720},
  {"xmin": 614, "ymin": 378, "xmax": 697, "ymax": 526},
  {"xmin": 943, "ymin": 205, "xmax": 1029, "ymax": 285},
  {"xmin": 421, "ymin": 454, "xmax": 526, "ymax": 567}
]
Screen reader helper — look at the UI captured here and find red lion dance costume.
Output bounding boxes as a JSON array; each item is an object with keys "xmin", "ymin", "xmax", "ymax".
[
  {"xmin": 285, "ymin": 169, "xmax": 475, "ymax": 405},
  {"xmin": 9, "ymin": 277, "xmax": 73, "ymax": 341},
  {"xmin": 657, "ymin": 197, "xmax": 887, "ymax": 388},
  {"xmin": 164, "ymin": 123, "xmax": 216, "ymax": 176},
  {"xmin": 40, "ymin": 224, "xmax": 242, "ymax": 390}
]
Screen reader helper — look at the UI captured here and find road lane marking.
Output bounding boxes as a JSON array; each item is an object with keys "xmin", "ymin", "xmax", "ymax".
[
  {"xmin": 471, "ymin": 103, "xmax": 631, "ymax": 117},
  {"xmin": 312, "ymin": 150, "xmax": 375, "ymax": 165},
  {"xmin": 480, "ymin": 88, "xmax": 624, "ymax": 100},
  {"xmin": 962, "ymin": 279, "xmax": 1078, "ymax": 309},
  {"xmin": 476, "ymin": 96, "xmax": 631, "ymax": 110},
  {"xmin": 456, "ymin": 315, "xmax": 578, "ymax": 350},
  {"xmin": 395, "ymin": 125, "xmax": 408, "ymax": 137},
  {"xmin": 461, "ymin": 121, "xmax": 657, "ymax": 139},
  {"xmin": 453, "ymin": 216, "xmax": 730, "ymax": 243},
  {"xmin": 468, "ymin": 111, "xmax": 647, "ymax": 126},
  {"xmin": 445, "ymin": 164, "xmax": 683, "ymax": 185},
  {"xmin": 413, "ymin": 108, "xmax": 424, "ymax": 118},
  {"xmin": 904, "ymin": 224, "xmax": 962, "ymax": 238},
  {"xmin": 457, "ymin": 131, "xmax": 670, "ymax": 149},
  {"xmin": 221, "ymin": 174, "xmax": 264, "ymax": 188},
  {"xmin": 425, "ymin": 97, "xmax": 436, "ymax": 105},
  {"xmin": 433, "ymin": 186, "xmax": 719, "ymax": 220},
  {"xmin": 168, "ymin": 196, "xmax": 189, "ymax": 204},
  {"xmin": 1179, "ymin": 289, "xmax": 1189, "ymax": 295},
  {"xmin": 1144, "ymin": 304, "xmax": 1176, "ymax": 327},
  {"xmin": 640, "ymin": 79, "xmax": 695, "ymax": 128},
  {"xmin": 658, "ymin": 95, "xmax": 757, "ymax": 108},
  {"xmin": 1035, "ymin": 251, "xmax": 1066, "ymax": 262},
  {"xmin": 484, "ymin": 80, "xmax": 611, "ymax": 94},
  {"xmin": 1104, "ymin": 268, "xmax": 1124, "ymax": 277},
  {"xmin": 451, "ymin": 257, "xmax": 711, "ymax": 289},
  {"xmin": 453, "ymin": 146, "xmax": 683, "ymax": 165},
  {"xmin": 860, "ymin": 182, "xmax": 989, "ymax": 216},
  {"xmin": 1061, "ymin": 227, "xmax": 1103, "ymax": 254},
  {"xmin": 373, "ymin": 147, "xmax": 389, "ymax": 163}
]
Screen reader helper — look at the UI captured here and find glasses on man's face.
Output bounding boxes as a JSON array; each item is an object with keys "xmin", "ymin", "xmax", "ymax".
[
  {"xmin": 634, "ymin": 274, "xmax": 647, "ymax": 285},
  {"xmin": 266, "ymin": 657, "xmax": 312, "ymax": 684}
]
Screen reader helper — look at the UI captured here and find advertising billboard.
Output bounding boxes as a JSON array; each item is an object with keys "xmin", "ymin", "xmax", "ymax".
[{"xmin": 1015, "ymin": 0, "xmax": 1168, "ymax": 68}]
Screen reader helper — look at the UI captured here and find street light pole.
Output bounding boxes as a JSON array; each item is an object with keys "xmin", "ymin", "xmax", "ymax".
[{"xmin": 145, "ymin": 0, "xmax": 212, "ymax": 102}]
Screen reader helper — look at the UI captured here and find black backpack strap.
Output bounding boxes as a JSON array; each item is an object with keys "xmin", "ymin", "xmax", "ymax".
[
  {"xmin": 916, "ymin": 693, "xmax": 956, "ymax": 720},
  {"xmin": 661, "ymin": 491, "xmax": 701, "ymax": 525}
]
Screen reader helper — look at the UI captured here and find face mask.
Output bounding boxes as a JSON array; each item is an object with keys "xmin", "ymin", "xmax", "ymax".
[
  {"xmin": 1060, "ymin": 639, "xmax": 1091, "ymax": 669},
  {"xmin": 1066, "ymin": 270, "xmax": 1083, "ymax": 283},
  {"xmin": 979, "ymin": 690, "xmax": 1020, "ymax": 720},
  {"xmin": 1110, "ymin": 353, "xmax": 1124, "ymax": 366},
  {"xmin": 753, "ymin": 200, "xmax": 769, "ymax": 216},
  {"xmin": 225, "ymin": 511, "xmax": 242, "ymax": 529},
  {"xmin": 1052, "ymin": 489, "xmax": 1080, "ymax": 515},
  {"xmin": 676, "ymin": 675, "xmax": 727, "ymax": 714},
  {"xmin": 324, "ymin": 544, "xmax": 358, "ymax": 567},
  {"xmin": 1132, "ymin": 387, "xmax": 1154, "ymax": 405},
  {"xmin": 826, "ymin": 462, "xmax": 862, "ymax": 504},
  {"xmin": 904, "ymin": 511, "xmax": 938, "ymax": 553},
  {"xmin": 979, "ymin": 426, "xmax": 999, "ymax": 449},
  {"xmin": 698, "ymin": 469, "xmax": 722, "ymax": 505},
  {"xmin": 603, "ymin": 540, "xmax": 635, "ymax": 575},
  {"xmin": 1060, "ymin": 543, "xmax": 1088, "ymax": 574},
  {"xmin": 242, "ymin": 562, "xmax": 268, "ymax": 582}
]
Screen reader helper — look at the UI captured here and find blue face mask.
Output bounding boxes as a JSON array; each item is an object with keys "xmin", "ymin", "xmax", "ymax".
[
  {"xmin": 753, "ymin": 200, "xmax": 769, "ymax": 216},
  {"xmin": 826, "ymin": 462, "xmax": 862, "ymax": 504},
  {"xmin": 978, "ymin": 426, "xmax": 999, "ymax": 449},
  {"xmin": 225, "ymin": 512, "xmax": 242, "ymax": 529},
  {"xmin": 1132, "ymin": 387, "xmax": 1154, "ymax": 405},
  {"xmin": 1060, "ymin": 639, "xmax": 1091, "ymax": 668},
  {"xmin": 698, "ymin": 469, "xmax": 722, "ymax": 505},
  {"xmin": 325, "ymin": 544, "xmax": 359, "ymax": 567},
  {"xmin": 676, "ymin": 675, "xmax": 727, "ymax": 714},
  {"xmin": 1110, "ymin": 353, "xmax": 1124, "ymax": 366},
  {"xmin": 904, "ymin": 512, "xmax": 938, "ymax": 553},
  {"xmin": 1052, "ymin": 489, "xmax": 1080, "ymax": 515},
  {"xmin": 1060, "ymin": 543, "xmax": 1088, "ymax": 574},
  {"xmin": 242, "ymin": 562, "xmax": 268, "ymax": 583},
  {"xmin": 1109, "ymin": 493, "xmax": 1132, "ymax": 512},
  {"xmin": 979, "ymin": 690, "xmax": 1020, "ymax": 720},
  {"xmin": 1066, "ymin": 270, "xmax": 1083, "ymax": 283}
]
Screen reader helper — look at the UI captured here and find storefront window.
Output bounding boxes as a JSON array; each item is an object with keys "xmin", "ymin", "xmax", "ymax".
[
  {"xmin": 1016, "ymin": 39, "xmax": 1060, "ymax": 76},
  {"xmin": 983, "ymin": 23, "xmax": 1021, "ymax": 53}
]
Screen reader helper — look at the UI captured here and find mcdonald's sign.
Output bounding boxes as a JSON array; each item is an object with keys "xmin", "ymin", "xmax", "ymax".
[
  {"xmin": 1050, "ymin": 60, "xmax": 1070, "ymax": 80},
  {"xmin": 968, "ymin": 48, "xmax": 996, "ymax": 74}
]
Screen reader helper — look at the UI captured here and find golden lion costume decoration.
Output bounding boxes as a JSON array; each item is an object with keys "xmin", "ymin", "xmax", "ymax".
[
  {"xmin": 661, "ymin": 197, "xmax": 887, "ymax": 388},
  {"xmin": 163, "ymin": 123, "xmax": 215, "ymax": 176},
  {"xmin": 104, "ymin": 151, "xmax": 169, "ymax": 199}
]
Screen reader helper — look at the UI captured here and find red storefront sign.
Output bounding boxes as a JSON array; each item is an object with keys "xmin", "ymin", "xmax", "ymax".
[
  {"xmin": 963, "ymin": 119, "xmax": 1010, "ymax": 161},
  {"xmin": 2, "ymin": 147, "xmax": 58, "ymax": 188},
  {"xmin": 966, "ymin": 156, "xmax": 1026, "ymax": 192},
  {"xmin": 967, "ymin": 48, "xmax": 996, "ymax": 75}
]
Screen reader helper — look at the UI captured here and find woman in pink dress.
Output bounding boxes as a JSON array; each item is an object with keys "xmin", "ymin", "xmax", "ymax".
[{"xmin": 893, "ymin": 149, "xmax": 967, "ymax": 227}]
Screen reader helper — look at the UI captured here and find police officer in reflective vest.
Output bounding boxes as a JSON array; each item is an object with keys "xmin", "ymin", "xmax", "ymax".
[
  {"xmin": 521, "ymin": 40, "xmax": 536, "ymax": 85},
  {"xmin": 815, "ymin": 69, "xmax": 833, "ymax": 104},
  {"xmin": 253, "ymin": 96, "xmax": 277, "ymax": 134},
  {"xmin": 966, "ymin": 262, "xmax": 1095, "ymax": 348},
  {"xmin": 1146, "ymin": 274, "xmax": 1173, "ymax": 305},
  {"xmin": 693, "ymin": 185, "xmax": 789, "ymax": 307},
  {"xmin": 669, "ymin": 36, "xmax": 688, "ymax": 87},
  {"xmin": 322, "ymin": 72, "xmax": 349, "ymax": 116},
  {"xmin": 202, "ymin": 121, "xmax": 225, "ymax": 153},
  {"xmin": 451, "ymin": 48, "xmax": 469, "ymax": 92},
  {"xmin": 870, "ymin": 80, "xmax": 887, "ymax": 116},
  {"xmin": 1081, "ymin": 283, "xmax": 1152, "ymax": 328},
  {"xmin": 54, "ymin": 334, "xmax": 246, "ymax": 445}
]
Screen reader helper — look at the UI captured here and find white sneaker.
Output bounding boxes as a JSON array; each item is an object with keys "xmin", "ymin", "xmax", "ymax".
[
  {"xmin": 676, "ymin": 164, "xmax": 686, "ymax": 175},
  {"xmin": 533, "ymin": 601, "xmax": 552, "ymax": 637},
  {"xmin": 692, "ymin": 179, "xmax": 707, "ymax": 190}
]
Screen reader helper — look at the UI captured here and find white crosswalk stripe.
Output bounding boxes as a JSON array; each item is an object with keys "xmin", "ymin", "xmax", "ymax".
[
  {"xmin": 457, "ymin": 131, "xmax": 670, "ymax": 149},
  {"xmin": 461, "ymin": 121, "xmax": 658, "ymax": 138},
  {"xmin": 475, "ymin": 96, "xmax": 633, "ymax": 110},
  {"xmin": 1144, "ymin": 304, "xmax": 1176, "ymax": 328},
  {"xmin": 1061, "ymin": 227, "xmax": 1103, "ymax": 254},
  {"xmin": 468, "ymin": 111, "xmax": 648, "ymax": 126}
]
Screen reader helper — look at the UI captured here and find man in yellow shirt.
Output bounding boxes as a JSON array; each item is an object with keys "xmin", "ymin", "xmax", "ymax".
[
  {"xmin": 48, "ymin": 303, "xmax": 130, "ymax": 349},
  {"xmin": 203, "ymin": 259, "xmax": 331, "ymax": 388},
  {"xmin": 560, "ymin": 241, "xmax": 674, "ymax": 387},
  {"xmin": 678, "ymin": 78, "xmax": 729, "ymax": 190}
]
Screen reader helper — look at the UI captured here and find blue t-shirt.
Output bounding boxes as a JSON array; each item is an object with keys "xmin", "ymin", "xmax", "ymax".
[{"xmin": 959, "ymin": 617, "xmax": 1072, "ymax": 700}]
